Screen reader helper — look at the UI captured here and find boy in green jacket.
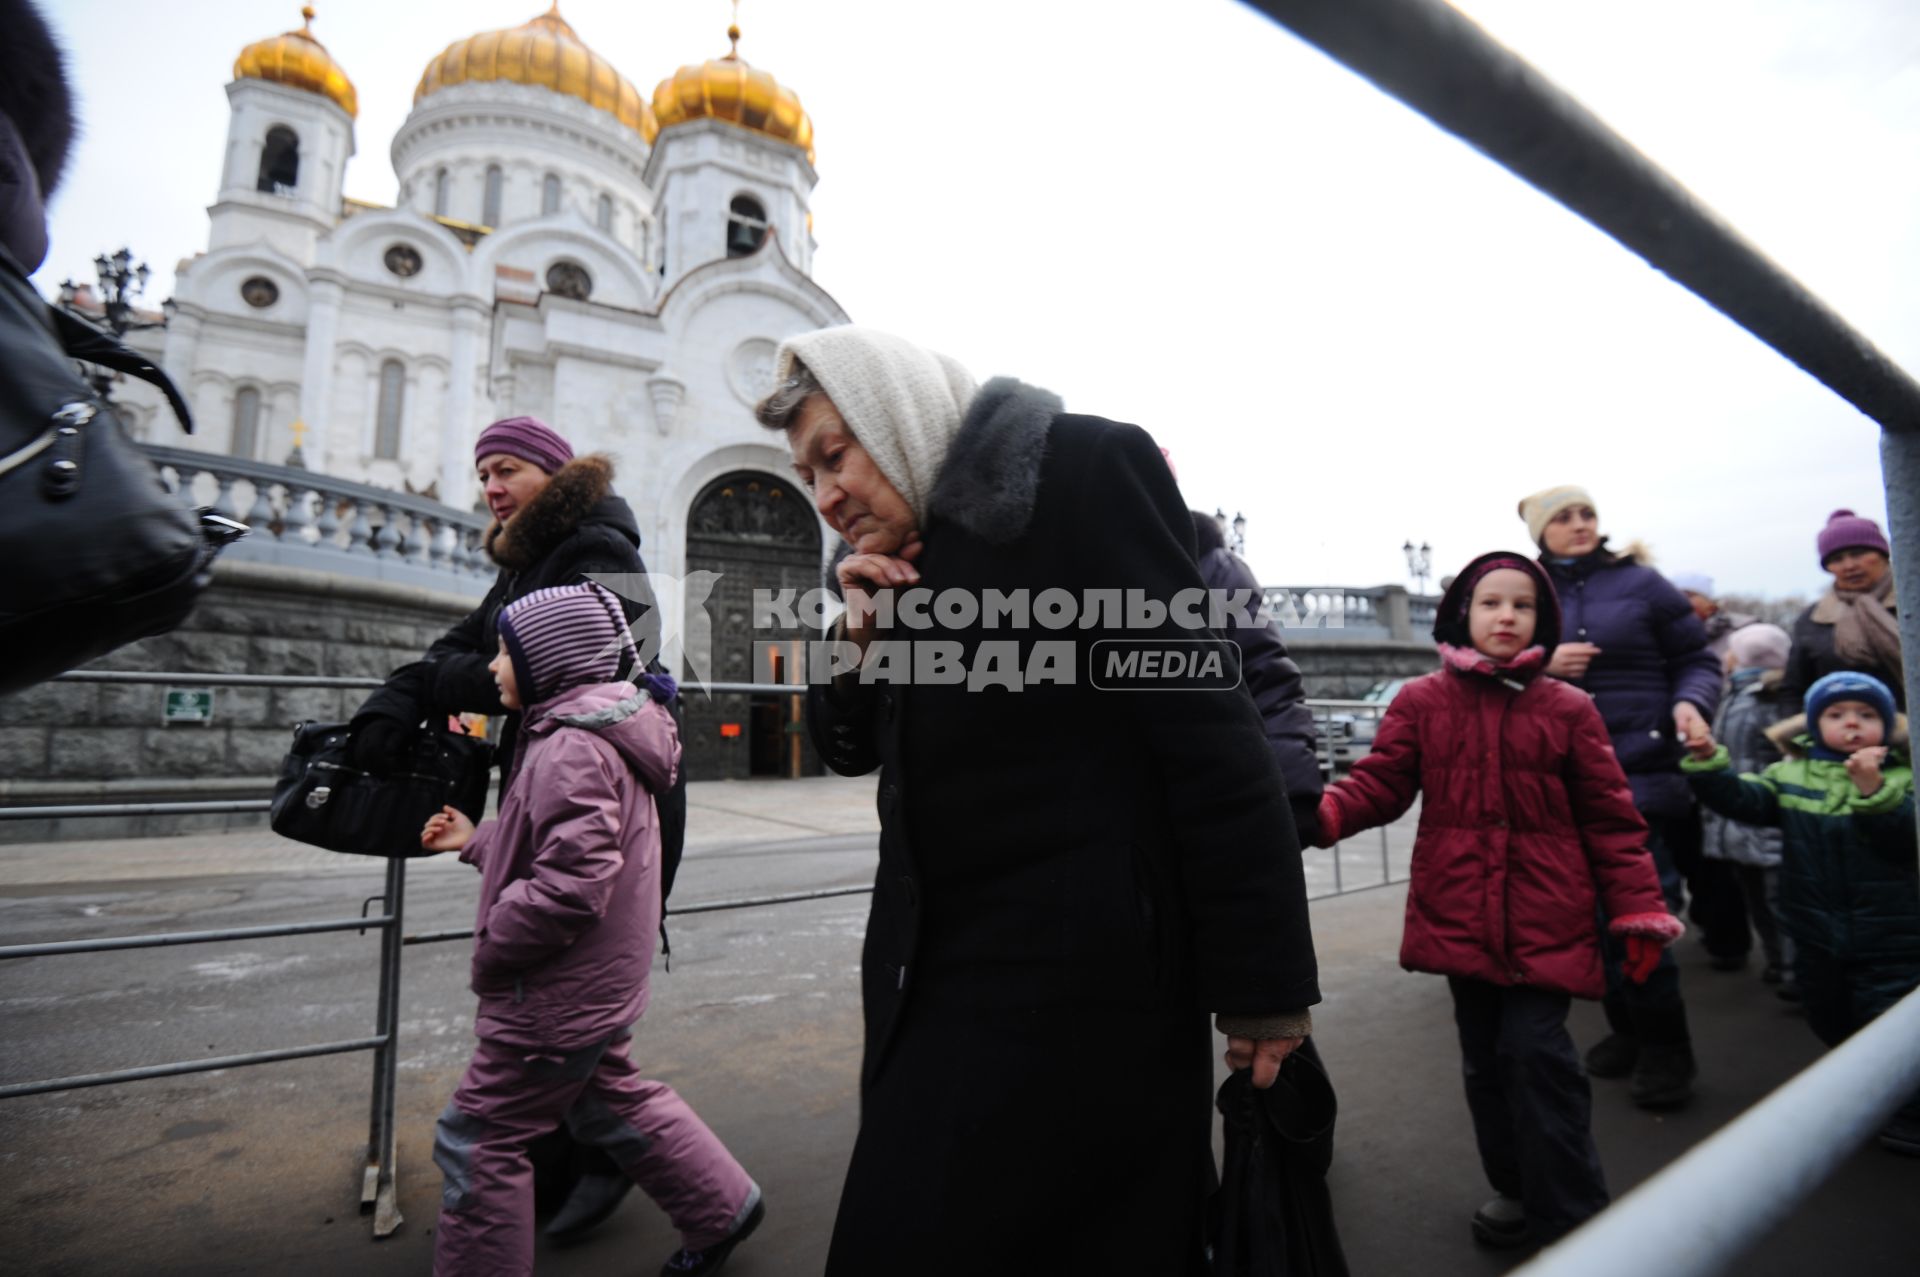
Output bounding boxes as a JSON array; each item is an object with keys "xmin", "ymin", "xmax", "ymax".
[{"xmin": 1683, "ymin": 670, "xmax": 1920, "ymax": 1155}]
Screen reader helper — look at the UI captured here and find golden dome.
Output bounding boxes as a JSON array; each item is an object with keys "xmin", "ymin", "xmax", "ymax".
[
  {"xmin": 652, "ymin": 24, "xmax": 814, "ymax": 162},
  {"xmin": 234, "ymin": 6, "xmax": 358, "ymax": 119},
  {"xmin": 414, "ymin": 4, "xmax": 655, "ymax": 141}
]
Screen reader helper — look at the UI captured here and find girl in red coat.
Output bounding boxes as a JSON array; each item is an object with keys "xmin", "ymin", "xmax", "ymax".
[{"xmin": 1313, "ymin": 552, "xmax": 1683, "ymax": 1249}]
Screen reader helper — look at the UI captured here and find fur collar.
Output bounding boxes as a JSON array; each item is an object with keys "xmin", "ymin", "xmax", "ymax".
[
  {"xmin": 488, "ymin": 454, "xmax": 617, "ymax": 571},
  {"xmin": 924, "ymin": 376, "xmax": 1062, "ymax": 545}
]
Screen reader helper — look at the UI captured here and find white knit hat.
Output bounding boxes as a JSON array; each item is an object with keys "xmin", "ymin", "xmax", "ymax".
[
  {"xmin": 775, "ymin": 326, "xmax": 979, "ymax": 527},
  {"xmin": 1518, "ymin": 484, "xmax": 1597, "ymax": 545}
]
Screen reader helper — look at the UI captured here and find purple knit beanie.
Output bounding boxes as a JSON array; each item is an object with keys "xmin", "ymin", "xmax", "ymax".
[
  {"xmin": 475, "ymin": 416, "xmax": 574, "ymax": 476},
  {"xmin": 1816, "ymin": 509, "xmax": 1890, "ymax": 565},
  {"xmin": 497, "ymin": 582, "xmax": 635, "ymax": 706}
]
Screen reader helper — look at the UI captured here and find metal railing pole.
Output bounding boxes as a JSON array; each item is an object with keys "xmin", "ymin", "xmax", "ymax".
[
  {"xmin": 1239, "ymin": 0, "xmax": 1920, "ymax": 437},
  {"xmin": 1881, "ymin": 431, "xmax": 1920, "ymax": 861},
  {"xmin": 1517, "ymin": 986, "xmax": 1920, "ymax": 1277},
  {"xmin": 362, "ymin": 856, "xmax": 406, "ymax": 1237}
]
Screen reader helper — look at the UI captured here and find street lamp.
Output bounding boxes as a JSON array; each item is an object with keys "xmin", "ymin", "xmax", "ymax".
[
  {"xmin": 57, "ymin": 246, "xmax": 165, "ymax": 400},
  {"xmin": 1403, "ymin": 540, "xmax": 1433, "ymax": 594},
  {"xmin": 1231, "ymin": 511, "xmax": 1247, "ymax": 557}
]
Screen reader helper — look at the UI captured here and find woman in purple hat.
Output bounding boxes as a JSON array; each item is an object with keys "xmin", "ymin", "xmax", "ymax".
[
  {"xmin": 1783, "ymin": 510, "xmax": 1904, "ymax": 710},
  {"xmin": 350, "ymin": 415, "xmax": 681, "ymax": 1244}
]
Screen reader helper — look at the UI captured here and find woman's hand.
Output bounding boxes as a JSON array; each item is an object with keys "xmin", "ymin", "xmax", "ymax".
[
  {"xmin": 1224, "ymin": 1035, "xmax": 1303, "ymax": 1089},
  {"xmin": 421, "ymin": 804, "xmax": 475, "ymax": 853},
  {"xmin": 835, "ymin": 535, "xmax": 924, "ymax": 655},
  {"xmin": 1545, "ymin": 642, "xmax": 1602, "ymax": 679},
  {"xmin": 1846, "ymin": 746, "xmax": 1889, "ymax": 798},
  {"xmin": 1673, "ymin": 702, "xmax": 1712, "ymax": 751}
]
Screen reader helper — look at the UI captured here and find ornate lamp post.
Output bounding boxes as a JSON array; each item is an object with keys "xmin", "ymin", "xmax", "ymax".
[
  {"xmin": 1403, "ymin": 539, "xmax": 1433, "ymax": 594},
  {"xmin": 1214, "ymin": 508, "xmax": 1248, "ymax": 557},
  {"xmin": 56, "ymin": 247, "xmax": 165, "ymax": 400}
]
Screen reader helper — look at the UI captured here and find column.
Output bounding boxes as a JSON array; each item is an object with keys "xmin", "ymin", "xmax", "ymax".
[
  {"xmin": 440, "ymin": 297, "xmax": 489, "ymax": 509},
  {"xmin": 300, "ymin": 272, "xmax": 345, "ymax": 475}
]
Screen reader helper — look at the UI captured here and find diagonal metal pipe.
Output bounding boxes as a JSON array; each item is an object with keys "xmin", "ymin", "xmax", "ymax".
[{"xmin": 1239, "ymin": 0, "xmax": 1920, "ymax": 436}]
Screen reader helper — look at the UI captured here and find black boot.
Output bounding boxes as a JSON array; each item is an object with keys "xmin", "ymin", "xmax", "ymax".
[
  {"xmin": 1628, "ymin": 1002, "xmax": 1696, "ymax": 1110},
  {"xmin": 1584, "ymin": 994, "xmax": 1639, "ymax": 1079}
]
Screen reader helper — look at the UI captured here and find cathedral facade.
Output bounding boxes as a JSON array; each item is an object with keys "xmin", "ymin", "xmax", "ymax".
[{"xmin": 123, "ymin": 6, "xmax": 845, "ymax": 779}]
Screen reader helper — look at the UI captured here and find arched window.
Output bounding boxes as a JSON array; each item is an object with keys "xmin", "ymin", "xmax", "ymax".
[
  {"xmin": 433, "ymin": 168, "xmax": 449, "ymax": 218},
  {"xmin": 542, "ymin": 173, "xmax": 561, "ymax": 215},
  {"xmin": 257, "ymin": 127, "xmax": 300, "ymax": 195},
  {"xmin": 374, "ymin": 361, "xmax": 405, "ymax": 460},
  {"xmin": 726, "ymin": 195, "xmax": 768, "ymax": 258},
  {"xmin": 231, "ymin": 386, "xmax": 262, "ymax": 459},
  {"xmin": 482, "ymin": 165, "xmax": 503, "ymax": 227},
  {"xmin": 658, "ymin": 214, "xmax": 668, "ymax": 277},
  {"xmin": 596, "ymin": 193, "xmax": 613, "ymax": 231}
]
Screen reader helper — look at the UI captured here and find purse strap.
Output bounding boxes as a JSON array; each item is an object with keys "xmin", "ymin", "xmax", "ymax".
[{"xmin": 50, "ymin": 309, "xmax": 194, "ymax": 434}]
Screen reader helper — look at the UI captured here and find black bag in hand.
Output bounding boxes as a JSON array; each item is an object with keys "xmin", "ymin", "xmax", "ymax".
[
  {"xmin": 0, "ymin": 245, "xmax": 230, "ymax": 695},
  {"xmin": 270, "ymin": 720, "xmax": 494, "ymax": 858}
]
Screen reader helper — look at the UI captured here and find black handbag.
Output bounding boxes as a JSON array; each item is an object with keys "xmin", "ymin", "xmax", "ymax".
[
  {"xmin": 0, "ymin": 245, "xmax": 231, "ymax": 695},
  {"xmin": 270, "ymin": 720, "xmax": 495, "ymax": 858}
]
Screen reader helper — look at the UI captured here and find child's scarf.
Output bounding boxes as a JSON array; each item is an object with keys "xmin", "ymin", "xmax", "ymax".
[{"xmin": 1439, "ymin": 642, "xmax": 1547, "ymax": 693}]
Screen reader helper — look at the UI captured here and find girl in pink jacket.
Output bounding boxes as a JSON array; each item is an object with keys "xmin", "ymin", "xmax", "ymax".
[{"xmin": 421, "ymin": 582, "xmax": 762, "ymax": 1277}]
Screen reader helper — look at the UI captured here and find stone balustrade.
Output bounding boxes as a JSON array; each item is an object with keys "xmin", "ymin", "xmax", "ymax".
[
  {"xmin": 1265, "ymin": 584, "xmax": 1441, "ymax": 642},
  {"xmin": 145, "ymin": 445, "xmax": 492, "ymax": 599}
]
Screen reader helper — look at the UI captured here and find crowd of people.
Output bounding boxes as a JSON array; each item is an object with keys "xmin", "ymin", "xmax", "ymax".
[{"xmin": 325, "ymin": 323, "xmax": 1913, "ymax": 1275}]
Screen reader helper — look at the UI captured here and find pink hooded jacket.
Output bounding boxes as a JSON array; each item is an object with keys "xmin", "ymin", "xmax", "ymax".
[{"xmin": 459, "ymin": 679, "xmax": 681, "ymax": 1050}]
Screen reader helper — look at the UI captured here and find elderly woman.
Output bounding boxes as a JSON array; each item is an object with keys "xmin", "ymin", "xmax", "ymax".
[
  {"xmin": 758, "ymin": 327, "xmax": 1320, "ymax": 1274},
  {"xmin": 1522, "ymin": 485, "xmax": 1738, "ymax": 1112},
  {"xmin": 351, "ymin": 416, "xmax": 692, "ymax": 1248},
  {"xmin": 1783, "ymin": 510, "xmax": 1904, "ymax": 710}
]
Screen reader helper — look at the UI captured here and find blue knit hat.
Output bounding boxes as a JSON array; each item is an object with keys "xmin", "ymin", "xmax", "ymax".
[{"xmin": 1805, "ymin": 671, "xmax": 1897, "ymax": 758}]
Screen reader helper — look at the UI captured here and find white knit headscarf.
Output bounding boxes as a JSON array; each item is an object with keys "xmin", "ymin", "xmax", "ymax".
[{"xmin": 775, "ymin": 326, "xmax": 980, "ymax": 527}]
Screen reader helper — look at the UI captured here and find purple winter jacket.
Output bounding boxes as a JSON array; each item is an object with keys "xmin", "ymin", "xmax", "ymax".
[
  {"xmin": 458, "ymin": 680, "xmax": 681, "ymax": 1050},
  {"xmin": 1540, "ymin": 550, "xmax": 1721, "ymax": 818}
]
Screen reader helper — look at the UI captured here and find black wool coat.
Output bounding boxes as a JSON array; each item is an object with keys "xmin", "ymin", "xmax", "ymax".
[{"xmin": 812, "ymin": 380, "xmax": 1321, "ymax": 1276}]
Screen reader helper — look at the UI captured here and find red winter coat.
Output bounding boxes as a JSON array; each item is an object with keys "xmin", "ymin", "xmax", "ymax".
[{"xmin": 1317, "ymin": 637, "xmax": 1675, "ymax": 999}]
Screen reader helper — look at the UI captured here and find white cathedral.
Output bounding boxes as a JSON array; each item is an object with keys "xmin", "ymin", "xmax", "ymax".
[
  {"xmin": 128, "ymin": 3, "xmax": 841, "ymax": 542},
  {"xmin": 111, "ymin": 4, "xmax": 847, "ymax": 778}
]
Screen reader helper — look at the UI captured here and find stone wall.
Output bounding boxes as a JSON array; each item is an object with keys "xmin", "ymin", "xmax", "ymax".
[
  {"xmin": 1287, "ymin": 638, "xmax": 1440, "ymax": 700},
  {"xmin": 0, "ymin": 560, "xmax": 480, "ymax": 843}
]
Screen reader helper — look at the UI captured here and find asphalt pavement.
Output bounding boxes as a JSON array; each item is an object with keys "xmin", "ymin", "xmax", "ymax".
[{"xmin": 1, "ymin": 776, "xmax": 1915, "ymax": 1276}]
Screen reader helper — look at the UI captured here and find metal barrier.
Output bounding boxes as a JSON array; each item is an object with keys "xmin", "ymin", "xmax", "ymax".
[
  {"xmin": 1307, "ymin": 697, "xmax": 1402, "ymax": 896},
  {"xmin": 1, "ymin": 667, "xmax": 1399, "ymax": 1242},
  {"xmin": 1238, "ymin": 1, "xmax": 1920, "ymax": 1271}
]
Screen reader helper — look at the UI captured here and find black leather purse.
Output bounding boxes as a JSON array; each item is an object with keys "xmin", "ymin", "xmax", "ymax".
[
  {"xmin": 270, "ymin": 721, "xmax": 495, "ymax": 858},
  {"xmin": 0, "ymin": 245, "xmax": 231, "ymax": 695}
]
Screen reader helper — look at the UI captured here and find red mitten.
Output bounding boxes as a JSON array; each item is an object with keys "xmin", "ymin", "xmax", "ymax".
[{"xmin": 1622, "ymin": 934, "xmax": 1662, "ymax": 985}]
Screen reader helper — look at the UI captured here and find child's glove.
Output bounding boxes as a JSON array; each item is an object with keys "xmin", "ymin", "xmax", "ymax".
[
  {"xmin": 1622, "ymin": 935, "xmax": 1663, "ymax": 984},
  {"xmin": 1608, "ymin": 911, "xmax": 1686, "ymax": 985}
]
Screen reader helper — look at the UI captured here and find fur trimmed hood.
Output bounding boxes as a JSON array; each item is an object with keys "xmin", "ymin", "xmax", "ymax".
[
  {"xmin": 923, "ymin": 376, "xmax": 1062, "ymax": 545},
  {"xmin": 486, "ymin": 454, "xmax": 636, "ymax": 571}
]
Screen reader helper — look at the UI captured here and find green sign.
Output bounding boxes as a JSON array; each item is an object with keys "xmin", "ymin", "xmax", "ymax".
[{"xmin": 163, "ymin": 688, "xmax": 215, "ymax": 726}]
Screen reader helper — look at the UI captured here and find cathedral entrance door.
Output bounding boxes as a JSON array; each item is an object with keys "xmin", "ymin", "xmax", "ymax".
[{"xmin": 683, "ymin": 470, "xmax": 823, "ymax": 781}]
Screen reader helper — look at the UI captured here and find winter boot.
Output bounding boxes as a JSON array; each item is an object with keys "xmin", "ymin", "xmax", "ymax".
[
  {"xmin": 1470, "ymin": 1195, "xmax": 1530, "ymax": 1249},
  {"xmin": 1628, "ymin": 1002, "xmax": 1696, "ymax": 1109},
  {"xmin": 1584, "ymin": 994, "xmax": 1639, "ymax": 1079},
  {"xmin": 661, "ymin": 1192, "xmax": 765, "ymax": 1277}
]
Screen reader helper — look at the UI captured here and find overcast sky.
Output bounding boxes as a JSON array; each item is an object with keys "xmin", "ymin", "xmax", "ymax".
[{"xmin": 34, "ymin": 0, "xmax": 1919, "ymax": 597}]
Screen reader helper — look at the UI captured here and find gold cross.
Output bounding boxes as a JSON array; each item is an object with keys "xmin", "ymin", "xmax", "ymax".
[{"xmin": 290, "ymin": 419, "xmax": 308, "ymax": 446}]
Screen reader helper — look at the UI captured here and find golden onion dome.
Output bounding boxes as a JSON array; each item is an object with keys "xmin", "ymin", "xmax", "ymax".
[
  {"xmin": 234, "ymin": 6, "xmax": 358, "ymax": 119},
  {"xmin": 652, "ymin": 24, "xmax": 814, "ymax": 163},
  {"xmin": 414, "ymin": 4, "xmax": 655, "ymax": 141}
]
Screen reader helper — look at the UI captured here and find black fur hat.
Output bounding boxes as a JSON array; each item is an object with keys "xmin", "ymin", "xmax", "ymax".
[{"xmin": 0, "ymin": 0, "xmax": 75, "ymax": 197}]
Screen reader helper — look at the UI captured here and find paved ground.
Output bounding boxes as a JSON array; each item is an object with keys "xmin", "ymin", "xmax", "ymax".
[{"xmin": 1, "ymin": 777, "xmax": 1914, "ymax": 1275}]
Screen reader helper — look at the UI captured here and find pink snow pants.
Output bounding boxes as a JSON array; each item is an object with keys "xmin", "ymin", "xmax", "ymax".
[{"xmin": 432, "ymin": 1028, "xmax": 756, "ymax": 1277}]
